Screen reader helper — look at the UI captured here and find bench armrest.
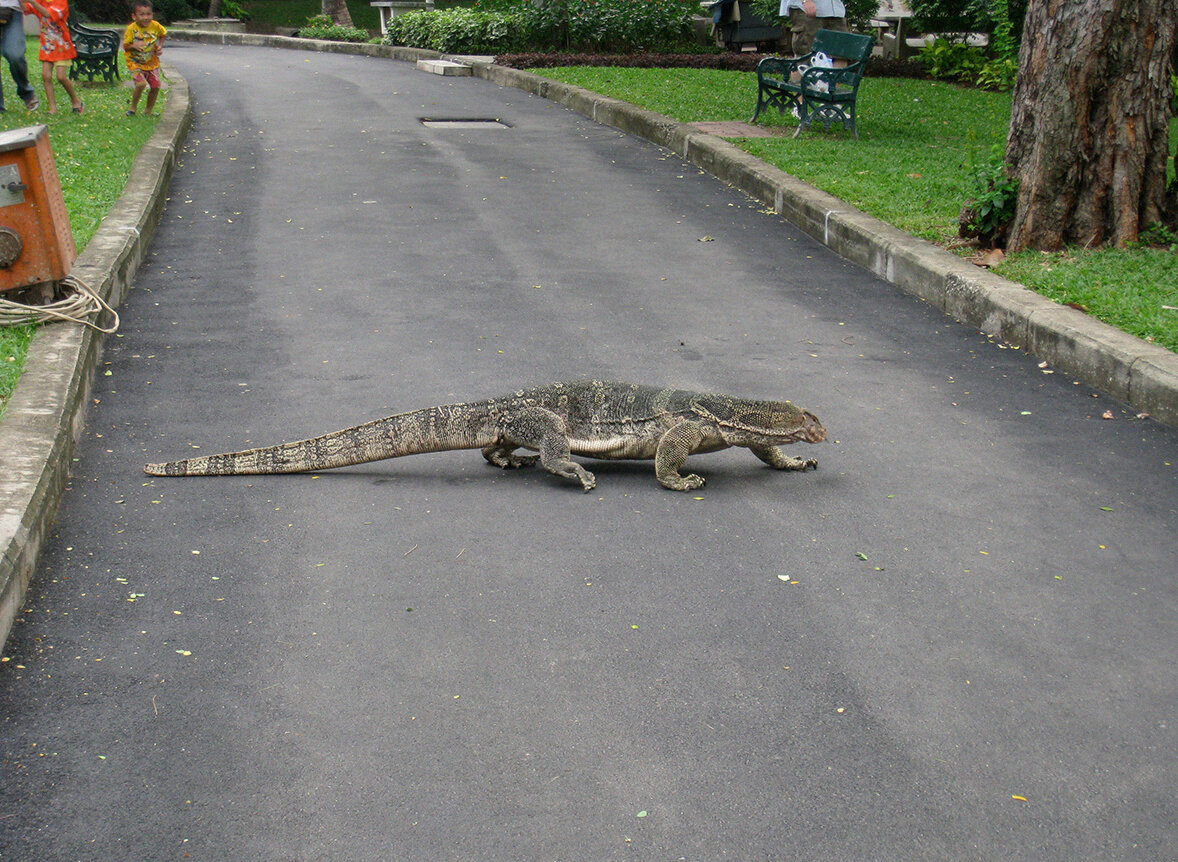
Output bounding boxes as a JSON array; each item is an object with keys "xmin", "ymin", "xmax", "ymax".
[
  {"xmin": 756, "ymin": 55, "xmax": 804, "ymax": 80},
  {"xmin": 798, "ymin": 60, "xmax": 865, "ymax": 89}
]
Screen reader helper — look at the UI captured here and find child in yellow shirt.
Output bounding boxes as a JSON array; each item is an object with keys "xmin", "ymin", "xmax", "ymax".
[{"xmin": 123, "ymin": 0, "xmax": 165, "ymax": 116}]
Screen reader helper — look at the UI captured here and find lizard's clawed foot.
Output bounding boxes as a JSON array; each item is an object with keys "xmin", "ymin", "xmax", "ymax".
[
  {"xmin": 774, "ymin": 455, "xmax": 819, "ymax": 471},
  {"xmin": 572, "ymin": 465, "xmax": 596, "ymax": 491},
  {"xmin": 660, "ymin": 473, "xmax": 706, "ymax": 492},
  {"xmin": 482, "ymin": 446, "xmax": 539, "ymax": 469},
  {"xmin": 502, "ymin": 454, "xmax": 539, "ymax": 469}
]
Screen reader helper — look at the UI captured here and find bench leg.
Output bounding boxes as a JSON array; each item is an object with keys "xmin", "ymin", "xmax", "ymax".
[{"xmin": 751, "ymin": 87, "xmax": 767, "ymax": 123}]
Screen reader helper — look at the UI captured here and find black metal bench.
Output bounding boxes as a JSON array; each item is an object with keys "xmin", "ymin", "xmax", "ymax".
[
  {"xmin": 751, "ymin": 29, "xmax": 874, "ymax": 139},
  {"xmin": 68, "ymin": 13, "xmax": 121, "ymax": 83}
]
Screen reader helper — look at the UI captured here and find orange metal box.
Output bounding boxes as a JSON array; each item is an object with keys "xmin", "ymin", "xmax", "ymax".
[{"xmin": 0, "ymin": 124, "xmax": 76, "ymax": 293}]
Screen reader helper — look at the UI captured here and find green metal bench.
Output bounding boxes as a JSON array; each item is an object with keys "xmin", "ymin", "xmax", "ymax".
[
  {"xmin": 751, "ymin": 29, "xmax": 874, "ymax": 139},
  {"xmin": 68, "ymin": 13, "xmax": 121, "ymax": 83}
]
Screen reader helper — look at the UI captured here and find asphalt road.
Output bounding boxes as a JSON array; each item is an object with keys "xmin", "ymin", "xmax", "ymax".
[{"xmin": 3, "ymin": 42, "xmax": 1177, "ymax": 861}]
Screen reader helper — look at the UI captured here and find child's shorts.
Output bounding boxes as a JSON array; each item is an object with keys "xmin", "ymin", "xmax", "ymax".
[
  {"xmin": 51, "ymin": 59, "xmax": 70, "ymax": 70},
  {"xmin": 133, "ymin": 68, "xmax": 162, "ymax": 89}
]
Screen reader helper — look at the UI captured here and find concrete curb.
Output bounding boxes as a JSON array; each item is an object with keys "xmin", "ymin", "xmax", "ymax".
[
  {"xmin": 167, "ymin": 29, "xmax": 1178, "ymax": 429},
  {"xmin": 0, "ymin": 70, "xmax": 192, "ymax": 651}
]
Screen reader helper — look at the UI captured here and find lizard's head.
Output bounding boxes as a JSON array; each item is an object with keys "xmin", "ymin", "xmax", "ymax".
[
  {"xmin": 763, "ymin": 403, "xmax": 825, "ymax": 444},
  {"xmin": 704, "ymin": 397, "xmax": 826, "ymax": 446}
]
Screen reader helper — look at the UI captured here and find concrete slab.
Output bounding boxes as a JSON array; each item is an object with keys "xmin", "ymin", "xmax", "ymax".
[{"xmin": 416, "ymin": 58, "xmax": 471, "ymax": 76}]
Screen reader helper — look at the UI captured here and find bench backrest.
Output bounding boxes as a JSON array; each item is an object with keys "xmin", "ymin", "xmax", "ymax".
[{"xmin": 810, "ymin": 29, "xmax": 874, "ymax": 66}]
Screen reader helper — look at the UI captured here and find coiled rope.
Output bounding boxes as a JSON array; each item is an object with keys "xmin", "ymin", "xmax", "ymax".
[{"xmin": 0, "ymin": 276, "xmax": 119, "ymax": 333}]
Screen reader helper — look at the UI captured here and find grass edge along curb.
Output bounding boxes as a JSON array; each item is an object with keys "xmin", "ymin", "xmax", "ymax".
[{"xmin": 0, "ymin": 68, "xmax": 193, "ymax": 654}]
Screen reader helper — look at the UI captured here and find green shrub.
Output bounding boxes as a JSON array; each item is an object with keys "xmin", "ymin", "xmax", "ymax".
[
  {"xmin": 917, "ymin": 39, "xmax": 984, "ymax": 80},
  {"xmin": 297, "ymin": 13, "xmax": 370, "ymax": 41},
  {"xmin": 913, "ymin": 0, "xmax": 1020, "ymax": 90},
  {"xmin": 917, "ymin": 37, "xmax": 1016, "ymax": 90},
  {"xmin": 385, "ymin": 0, "xmax": 699, "ymax": 54},
  {"xmin": 386, "ymin": 7, "xmax": 522, "ymax": 53}
]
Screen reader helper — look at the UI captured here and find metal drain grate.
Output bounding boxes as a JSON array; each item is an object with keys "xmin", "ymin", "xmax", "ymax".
[{"xmin": 420, "ymin": 118, "xmax": 511, "ymax": 129}]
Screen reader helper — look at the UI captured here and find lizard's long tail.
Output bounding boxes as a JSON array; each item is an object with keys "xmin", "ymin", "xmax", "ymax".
[{"xmin": 144, "ymin": 405, "xmax": 494, "ymax": 476}]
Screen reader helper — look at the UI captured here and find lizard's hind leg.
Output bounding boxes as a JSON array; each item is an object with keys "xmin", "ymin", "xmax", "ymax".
[
  {"xmin": 482, "ymin": 445, "xmax": 539, "ymax": 469},
  {"xmin": 502, "ymin": 407, "xmax": 596, "ymax": 491}
]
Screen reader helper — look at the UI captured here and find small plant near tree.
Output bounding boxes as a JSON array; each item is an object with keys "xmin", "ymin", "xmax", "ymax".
[
  {"xmin": 958, "ymin": 144, "xmax": 1018, "ymax": 247},
  {"xmin": 1137, "ymin": 221, "xmax": 1178, "ymax": 252},
  {"xmin": 220, "ymin": 0, "xmax": 248, "ymax": 19}
]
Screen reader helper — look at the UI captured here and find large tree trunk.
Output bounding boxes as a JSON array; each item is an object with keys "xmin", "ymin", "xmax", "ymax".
[
  {"xmin": 1004, "ymin": 0, "xmax": 1176, "ymax": 252},
  {"xmin": 322, "ymin": 0, "xmax": 355, "ymax": 27},
  {"xmin": 208, "ymin": 0, "xmax": 222, "ymax": 17}
]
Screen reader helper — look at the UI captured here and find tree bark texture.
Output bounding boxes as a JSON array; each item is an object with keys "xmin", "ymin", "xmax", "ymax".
[
  {"xmin": 1004, "ymin": 0, "xmax": 1176, "ymax": 251},
  {"xmin": 322, "ymin": 0, "xmax": 355, "ymax": 27}
]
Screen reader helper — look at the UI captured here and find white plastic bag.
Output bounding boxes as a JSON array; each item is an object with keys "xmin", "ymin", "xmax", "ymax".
[{"xmin": 809, "ymin": 51, "xmax": 833, "ymax": 93}]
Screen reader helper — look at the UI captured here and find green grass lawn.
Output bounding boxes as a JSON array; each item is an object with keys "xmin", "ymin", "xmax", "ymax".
[
  {"xmin": 540, "ymin": 66, "xmax": 1178, "ymax": 353},
  {"xmin": 0, "ymin": 37, "xmax": 161, "ymax": 412}
]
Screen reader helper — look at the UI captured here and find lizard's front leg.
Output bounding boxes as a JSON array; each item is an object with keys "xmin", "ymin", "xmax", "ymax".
[
  {"xmin": 502, "ymin": 407, "xmax": 596, "ymax": 491},
  {"xmin": 750, "ymin": 444, "xmax": 818, "ymax": 472},
  {"xmin": 655, "ymin": 421, "xmax": 707, "ymax": 491}
]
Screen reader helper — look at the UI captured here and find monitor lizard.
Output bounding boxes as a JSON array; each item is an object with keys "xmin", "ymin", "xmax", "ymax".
[{"xmin": 144, "ymin": 380, "xmax": 826, "ymax": 491}]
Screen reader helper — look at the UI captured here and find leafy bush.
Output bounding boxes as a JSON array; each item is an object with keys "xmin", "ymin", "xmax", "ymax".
[
  {"xmin": 911, "ymin": 0, "xmax": 1021, "ymax": 90},
  {"xmin": 917, "ymin": 37, "xmax": 1016, "ymax": 90},
  {"xmin": 298, "ymin": 12, "xmax": 370, "ymax": 41},
  {"xmin": 385, "ymin": 0, "xmax": 700, "ymax": 54},
  {"xmin": 917, "ymin": 39, "xmax": 984, "ymax": 79},
  {"xmin": 386, "ymin": 7, "xmax": 523, "ymax": 53}
]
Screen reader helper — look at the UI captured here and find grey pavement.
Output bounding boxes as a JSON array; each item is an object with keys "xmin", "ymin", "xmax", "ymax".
[{"xmin": 2, "ymin": 39, "xmax": 1177, "ymax": 861}]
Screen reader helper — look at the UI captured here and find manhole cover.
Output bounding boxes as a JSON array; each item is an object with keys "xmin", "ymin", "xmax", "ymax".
[{"xmin": 420, "ymin": 118, "xmax": 511, "ymax": 129}]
